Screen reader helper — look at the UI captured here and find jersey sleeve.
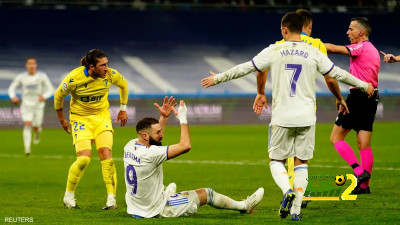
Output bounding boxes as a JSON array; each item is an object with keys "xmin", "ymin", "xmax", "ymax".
[
  {"xmin": 252, "ymin": 45, "xmax": 274, "ymax": 72},
  {"xmin": 110, "ymin": 69, "xmax": 128, "ymax": 105},
  {"xmin": 345, "ymin": 43, "xmax": 364, "ymax": 57},
  {"xmin": 8, "ymin": 75, "xmax": 22, "ymax": 99},
  {"xmin": 54, "ymin": 74, "xmax": 76, "ymax": 110},
  {"xmin": 317, "ymin": 52, "xmax": 335, "ymax": 75},
  {"xmin": 275, "ymin": 39, "xmax": 285, "ymax": 44},
  {"xmin": 148, "ymin": 145, "xmax": 169, "ymax": 165},
  {"xmin": 317, "ymin": 39, "xmax": 328, "ymax": 56},
  {"xmin": 41, "ymin": 73, "xmax": 55, "ymax": 99}
]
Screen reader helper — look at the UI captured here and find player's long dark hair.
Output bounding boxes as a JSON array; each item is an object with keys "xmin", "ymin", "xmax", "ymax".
[{"xmin": 80, "ymin": 49, "xmax": 107, "ymax": 69}]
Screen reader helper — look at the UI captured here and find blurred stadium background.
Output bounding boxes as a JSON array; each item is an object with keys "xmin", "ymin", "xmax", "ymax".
[{"xmin": 1, "ymin": 0, "xmax": 400, "ymax": 128}]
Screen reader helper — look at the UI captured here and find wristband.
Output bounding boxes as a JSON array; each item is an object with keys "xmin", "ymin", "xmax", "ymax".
[
  {"xmin": 179, "ymin": 118, "xmax": 188, "ymax": 124},
  {"xmin": 120, "ymin": 104, "xmax": 127, "ymax": 111}
]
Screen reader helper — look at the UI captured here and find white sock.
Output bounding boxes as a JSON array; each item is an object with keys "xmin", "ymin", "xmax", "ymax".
[
  {"xmin": 270, "ymin": 161, "xmax": 291, "ymax": 194},
  {"xmin": 65, "ymin": 191, "xmax": 74, "ymax": 197},
  {"xmin": 107, "ymin": 193, "xmax": 116, "ymax": 199},
  {"xmin": 205, "ymin": 188, "xmax": 246, "ymax": 211},
  {"xmin": 290, "ymin": 164, "xmax": 308, "ymax": 215},
  {"xmin": 23, "ymin": 126, "xmax": 32, "ymax": 154}
]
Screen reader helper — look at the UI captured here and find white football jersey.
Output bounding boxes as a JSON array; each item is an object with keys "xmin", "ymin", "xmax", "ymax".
[
  {"xmin": 124, "ymin": 139, "xmax": 169, "ymax": 218},
  {"xmin": 8, "ymin": 71, "xmax": 54, "ymax": 108},
  {"xmin": 252, "ymin": 41, "xmax": 334, "ymax": 127}
]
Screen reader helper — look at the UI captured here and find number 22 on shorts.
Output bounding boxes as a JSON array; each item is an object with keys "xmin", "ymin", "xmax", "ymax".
[{"xmin": 73, "ymin": 122, "xmax": 85, "ymax": 132}]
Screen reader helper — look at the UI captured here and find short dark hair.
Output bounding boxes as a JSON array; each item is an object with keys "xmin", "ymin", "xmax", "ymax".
[
  {"xmin": 296, "ymin": 9, "xmax": 313, "ymax": 27},
  {"xmin": 136, "ymin": 117, "xmax": 159, "ymax": 133},
  {"xmin": 351, "ymin": 17, "xmax": 371, "ymax": 37},
  {"xmin": 80, "ymin": 49, "xmax": 107, "ymax": 69},
  {"xmin": 281, "ymin": 12, "xmax": 303, "ymax": 34}
]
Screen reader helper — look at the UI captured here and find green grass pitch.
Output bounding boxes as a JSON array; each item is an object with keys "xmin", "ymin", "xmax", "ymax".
[{"xmin": 0, "ymin": 122, "xmax": 399, "ymax": 224}]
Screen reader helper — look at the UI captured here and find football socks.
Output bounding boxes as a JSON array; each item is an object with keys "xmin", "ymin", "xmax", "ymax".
[
  {"xmin": 270, "ymin": 161, "xmax": 291, "ymax": 194},
  {"xmin": 23, "ymin": 125, "xmax": 32, "ymax": 154},
  {"xmin": 360, "ymin": 147, "xmax": 373, "ymax": 188},
  {"xmin": 334, "ymin": 140, "xmax": 364, "ymax": 175},
  {"xmin": 205, "ymin": 188, "xmax": 246, "ymax": 210},
  {"xmin": 66, "ymin": 156, "xmax": 91, "ymax": 193},
  {"xmin": 290, "ymin": 164, "xmax": 308, "ymax": 216},
  {"xmin": 101, "ymin": 158, "xmax": 117, "ymax": 195},
  {"xmin": 288, "ymin": 157, "xmax": 295, "ymax": 189}
]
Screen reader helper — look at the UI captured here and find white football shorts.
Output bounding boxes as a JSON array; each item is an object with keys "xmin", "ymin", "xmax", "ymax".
[
  {"xmin": 21, "ymin": 105, "xmax": 44, "ymax": 127},
  {"xmin": 268, "ymin": 123, "xmax": 315, "ymax": 160},
  {"xmin": 159, "ymin": 190, "xmax": 199, "ymax": 218}
]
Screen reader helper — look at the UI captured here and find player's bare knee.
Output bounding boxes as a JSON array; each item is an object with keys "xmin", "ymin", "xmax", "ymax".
[
  {"xmin": 294, "ymin": 157, "xmax": 308, "ymax": 166},
  {"xmin": 195, "ymin": 188, "xmax": 208, "ymax": 206},
  {"xmin": 329, "ymin": 135, "xmax": 336, "ymax": 145},
  {"xmin": 77, "ymin": 149, "xmax": 92, "ymax": 157},
  {"xmin": 269, "ymin": 158, "xmax": 286, "ymax": 163},
  {"xmin": 24, "ymin": 121, "xmax": 32, "ymax": 127},
  {"xmin": 98, "ymin": 147, "xmax": 112, "ymax": 160}
]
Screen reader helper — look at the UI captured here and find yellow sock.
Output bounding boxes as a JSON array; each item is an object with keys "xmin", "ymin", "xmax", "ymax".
[
  {"xmin": 288, "ymin": 157, "xmax": 295, "ymax": 189},
  {"xmin": 101, "ymin": 158, "xmax": 117, "ymax": 195},
  {"xmin": 66, "ymin": 156, "xmax": 91, "ymax": 193}
]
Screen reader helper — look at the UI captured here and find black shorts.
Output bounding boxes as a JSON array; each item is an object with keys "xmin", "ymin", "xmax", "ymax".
[{"xmin": 335, "ymin": 89, "xmax": 379, "ymax": 132}]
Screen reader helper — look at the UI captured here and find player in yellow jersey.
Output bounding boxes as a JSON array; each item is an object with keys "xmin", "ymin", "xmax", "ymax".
[
  {"xmin": 54, "ymin": 49, "xmax": 129, "ymax": 210},
  {"xmin": 252, "ymin": 9, "xmax": 346, "ymax": 208}
]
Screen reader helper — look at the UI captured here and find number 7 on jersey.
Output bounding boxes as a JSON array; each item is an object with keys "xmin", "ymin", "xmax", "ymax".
[{"xmin": 286, "ymin": 64, "xmax": 302, "ymax": 97}]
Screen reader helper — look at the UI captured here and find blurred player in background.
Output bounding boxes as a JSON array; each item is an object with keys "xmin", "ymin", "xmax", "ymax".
[
  {"xmin": 252, "ymin": 9, "xmax": 345, "ymax": 208},
  {"xmin": 380, "ymin": 51, "xmax": 400, "ymax": 63},
  {"xmin": 201, "ymin": 12, "xmax": 373, "ymax": 220},
  {"xmin": 54, "ymin": 49, "xmax": 128, "ymax": 210},
  {"xmin": 8, "ymin": 57, "xmax": 54, "ymax": 156},
  {"xmin": 124, "ymin": 96, "xmax": 264, "ymax": 218},
  {"xmin": 325, "ymin": 17, "xmax": 380, "ymax": 194}
]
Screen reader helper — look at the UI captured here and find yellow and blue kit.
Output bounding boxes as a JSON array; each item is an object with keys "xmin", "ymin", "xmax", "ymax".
[
  {"xmin": 54, "ymin": 66, "xmax": 128, "ymax": 115},
  {"xmin": 276, "ymin": 32, "xmax": 327, "ymax": 55},
  {"xmin": 54, "ymin": 66, "xmax": 128, "ymax": 146}
]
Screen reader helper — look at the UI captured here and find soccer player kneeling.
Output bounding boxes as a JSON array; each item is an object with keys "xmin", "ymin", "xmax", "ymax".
[{"xmin": 124, "ymin": 96, "xmax": 264, "ymax": 218}]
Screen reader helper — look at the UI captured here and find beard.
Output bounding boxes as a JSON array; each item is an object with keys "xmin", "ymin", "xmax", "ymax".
[{"xmin": 149, "ymin": 137, "xmax": 162, "ymax": 146}]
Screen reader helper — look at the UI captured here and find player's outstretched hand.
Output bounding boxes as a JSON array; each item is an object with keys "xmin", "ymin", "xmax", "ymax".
[
  {"xmin": 366, "ymin": 83, "xmax": 374, "ymax": 98},
  {"xmin": 175, "ymin": 100, "xmax": 188, "ymax": 124},
  {"xmin": 60, "ymin": 119, "xmax": 71, "ymax": 134},
  {"xmin": 116, "ymin": 110, "xmax": 128, "ymax": 127},
  {"xmin": 154, "ymin": 96, "xmax": 177, "ymax": 118},
  {"xmin": 11, "ymin": 97, "xmax": 20, "ymax": 105},
  {"xmin": 336, "ymin": 99, "xmax": 349, "ymax": 115},
  {"xmin": 380, "ymin": 51, "xmax": 400, "ymax": 63},
  {"xmin": 201, "ymin": 71, "xmax": 217, "ymax": 88},
  {"xmin": 253, "ymin": 94, "xmax": 268, "ymax": 115}
]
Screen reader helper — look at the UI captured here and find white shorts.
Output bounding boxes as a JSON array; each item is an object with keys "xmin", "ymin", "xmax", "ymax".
[
  {"xmin": 21, "ymin": 105, "xmax": 44, "ymax": 127},
  {"xmin": 159, "ymin": 191, "xmax": 199, "ymax": 218},
  {"xmin": 268, "ymin": 123, "xmax": 315, "ymax": 160}
]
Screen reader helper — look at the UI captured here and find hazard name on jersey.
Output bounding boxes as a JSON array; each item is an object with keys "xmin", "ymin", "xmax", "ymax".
[{"xmin": 280, "ymin": 49, "xmax": 309, "ymax": 58}]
